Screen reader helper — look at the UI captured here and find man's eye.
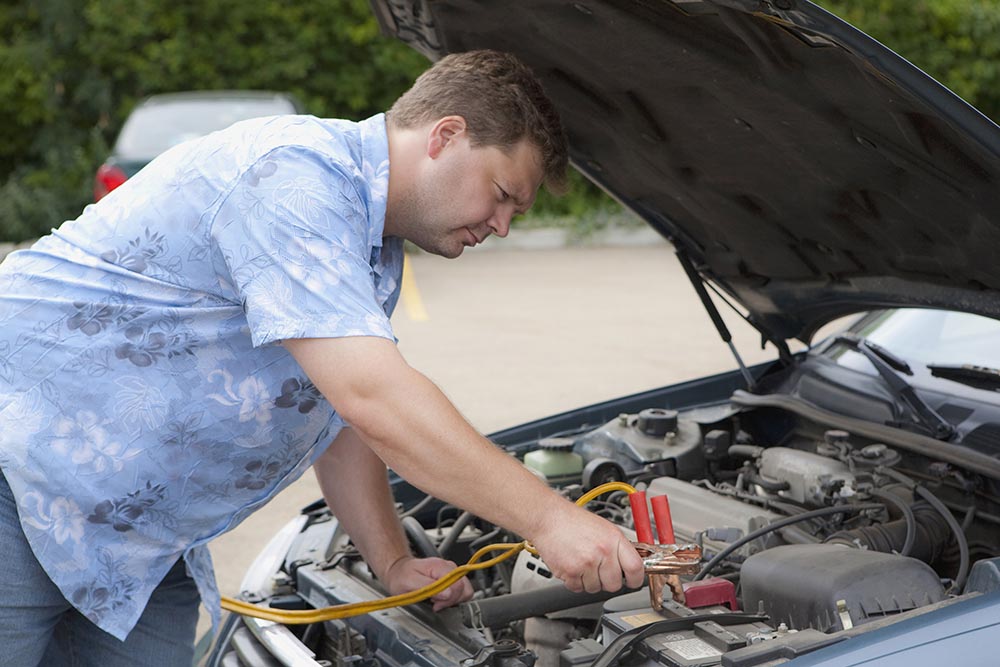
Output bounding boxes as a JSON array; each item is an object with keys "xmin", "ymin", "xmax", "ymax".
[{"xmin": 496, "ymin": 185, "xmax": 510, "ymax": 201}]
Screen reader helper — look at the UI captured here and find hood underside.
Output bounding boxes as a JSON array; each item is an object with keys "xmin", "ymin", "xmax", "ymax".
[{"xmin": 373, "ymin": 0, "xmax": 1000, "ymax": 341}]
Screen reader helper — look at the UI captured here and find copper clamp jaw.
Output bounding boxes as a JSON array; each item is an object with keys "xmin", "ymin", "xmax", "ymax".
[{"xmin": 633, "ymin": 542, "xmax": 702, "ymax": 611}]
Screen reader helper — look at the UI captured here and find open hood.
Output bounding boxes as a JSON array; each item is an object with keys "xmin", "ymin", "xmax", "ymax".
[{"xmin": 372, "ymin": 0, "xmax": 1000, "ymax": 341}]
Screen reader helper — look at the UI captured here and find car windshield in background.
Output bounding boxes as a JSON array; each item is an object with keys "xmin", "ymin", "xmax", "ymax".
[
  {"xmin": 113, "ymin": 96, "xmax": 298, "ymax": 161},
  {"xmin": 830, "ymin": 309, "xmax": 1000, "ymax": 374}
]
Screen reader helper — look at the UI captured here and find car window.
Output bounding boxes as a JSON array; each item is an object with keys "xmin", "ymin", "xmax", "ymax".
[
  {"xmin": 835, "ymin": 308, "xmax": 1000, "ymax": 370},
  {"xmin": 114, "ymin": 97, "xmax": 298, "ymax": 160}
]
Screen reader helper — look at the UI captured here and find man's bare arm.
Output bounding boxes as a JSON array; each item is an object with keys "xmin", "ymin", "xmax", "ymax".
[
  {"xmin": 286, "ymin": 336, "xmax": 644, "ymax": 594},
  {"xmin": 314, "ymin": 427, "xmax": 410, "ymax": 580},
  {"xmin": 314, "ymin": 427, "xmax": 472, "ymax": 609}
]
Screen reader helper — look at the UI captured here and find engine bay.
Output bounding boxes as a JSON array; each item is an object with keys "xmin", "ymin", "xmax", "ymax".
[{"xmin": 214, "ymin": 360, "xmax": 1000, "ymax": 667}]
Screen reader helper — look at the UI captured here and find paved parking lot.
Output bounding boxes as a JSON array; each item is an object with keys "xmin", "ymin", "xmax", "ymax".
[{"xmin": 199, "ymin": 239, "xmax": 785, "ymax": 637}]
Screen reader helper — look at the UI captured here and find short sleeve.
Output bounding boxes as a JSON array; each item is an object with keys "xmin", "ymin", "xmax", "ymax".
[{"xmin": 211, "ymin": 146, "xmax": 395, "ymax": 347}]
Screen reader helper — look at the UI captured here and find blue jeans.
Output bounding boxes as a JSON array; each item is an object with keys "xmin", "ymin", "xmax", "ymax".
[{"xmin": 0, "ymin": 469, "xmax": 200, "ymax": 666}]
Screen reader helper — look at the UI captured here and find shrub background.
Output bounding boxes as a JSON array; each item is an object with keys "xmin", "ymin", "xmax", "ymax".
[{"xmin": 1, "ymin": 0, "xmax": 998, "ymax": 242}]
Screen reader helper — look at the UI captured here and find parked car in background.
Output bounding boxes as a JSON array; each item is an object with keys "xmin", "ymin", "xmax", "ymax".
[
  {"xmin": 93, "ymin": 90, "xmax": 301, "ymax": 201},
  {"xmin": 202, "ymin": 1, "xmax": 1000, "ymax": 665}
]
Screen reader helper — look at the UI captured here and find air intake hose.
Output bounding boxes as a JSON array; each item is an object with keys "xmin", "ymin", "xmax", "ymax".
[{"xmin": 824, "ymin": 502, "xmax": 950, "ymax": 564}]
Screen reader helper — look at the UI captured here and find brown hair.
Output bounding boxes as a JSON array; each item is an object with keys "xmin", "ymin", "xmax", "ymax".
[{"xmin": 387, "ymin": 50, "xmax": 568, "ymax": 193}]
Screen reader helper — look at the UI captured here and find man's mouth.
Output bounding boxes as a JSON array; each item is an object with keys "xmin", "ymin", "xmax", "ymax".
[{"xmin": 464, "ymin": 227, "xmax": 480, "ymax": 247}]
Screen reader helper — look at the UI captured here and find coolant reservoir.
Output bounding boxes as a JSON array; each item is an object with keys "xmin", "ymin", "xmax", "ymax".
[{"xmin": 523, "ymin": 437, "xmax": 583, "ymax": 479}]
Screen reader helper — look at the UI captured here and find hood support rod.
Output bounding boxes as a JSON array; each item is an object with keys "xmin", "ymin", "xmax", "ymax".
[{"xmin": 677, "ymin": 251, "xmax": 755, "ymax": 389}]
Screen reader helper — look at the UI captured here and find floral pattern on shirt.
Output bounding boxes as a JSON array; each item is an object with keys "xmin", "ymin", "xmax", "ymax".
[{"xmin": 0, "ymin": 113, "xmax": 402, "ymax": 640}]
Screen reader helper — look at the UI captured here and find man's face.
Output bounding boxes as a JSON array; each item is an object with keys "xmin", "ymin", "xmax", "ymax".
[{"xmin": 399, "ymin": 127, "xmax": 544, "ymax": 258}]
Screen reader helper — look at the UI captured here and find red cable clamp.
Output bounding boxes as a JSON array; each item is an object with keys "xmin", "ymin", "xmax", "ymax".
[
  {"xmin": 628, "ymin": 490, "xmax": 654, "ymax": 544},
  {"xmin": 650, "ymin": 494, "xmax": 675, "ymax": 545}
]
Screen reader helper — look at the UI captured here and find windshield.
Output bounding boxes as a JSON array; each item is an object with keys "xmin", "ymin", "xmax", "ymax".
[
  {"xmin": 831, "ymin": 309, "xmax": 1000, "ymax": 372},
  {"xmin": 114, "ymin": 95, "xmax": 298, "ymax": 160}
]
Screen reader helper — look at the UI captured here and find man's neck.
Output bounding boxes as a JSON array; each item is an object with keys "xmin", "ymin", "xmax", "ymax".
[{"xmin": 383, "ymin": 123, "xmax": 423, "ymax": 239}]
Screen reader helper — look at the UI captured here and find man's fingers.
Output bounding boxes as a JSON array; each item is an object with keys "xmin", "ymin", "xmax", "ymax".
[
  {"xmin": 430, "ymin": 571, "xmax": 474, "ymax": 610},
  {"xmin": 562, "ymin": 572, "xmax": 584, "ymax": 593},
  {"xmin": 567, "ymin": 566, "xmax": 628, "ymax": 594},
  {"xmin": 582, "ymin": 565, "xmax": 602, "ymax": 594},
  {"xmin": 538, "ymin": 507, "xmax": 653, "ymax": 595},
  {"xmin": 431, "ymin": 583, "xmax": 472, "ymax": 610},
  {"xmin": 386, "ymin": 556, "xmax": 474, "ymax": 611},
  {"xmin": 619, "ymin": 539, "xmax": 646, "ymax": 589},
  {"xmin": 420, "ymin": 558, "xmax": 458, "ymax": 578},
  {"xmin": 599, "ymin": 556, "xmax": 624, "ymax": 593}
]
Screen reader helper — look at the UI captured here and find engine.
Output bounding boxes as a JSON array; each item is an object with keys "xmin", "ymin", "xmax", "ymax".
[{"xmin": 213, "ymin": 402, "xmax": 1000, "ymax": 667}]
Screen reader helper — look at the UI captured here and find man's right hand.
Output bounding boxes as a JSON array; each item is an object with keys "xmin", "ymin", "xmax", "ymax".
[{"xmin": 528, "ymin": 502, "xmax": 645, "ymax": 594}]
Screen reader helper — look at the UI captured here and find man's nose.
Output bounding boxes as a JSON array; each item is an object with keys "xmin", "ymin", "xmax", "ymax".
[{"xmin": 488, "ymin": 207, "xmax": 514, "ymax": 238}]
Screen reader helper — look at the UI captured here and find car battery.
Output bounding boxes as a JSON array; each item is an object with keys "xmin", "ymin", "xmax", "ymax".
[{"xmin": 596, "ymin": 602, "xmax": 772, "ymax": 667}]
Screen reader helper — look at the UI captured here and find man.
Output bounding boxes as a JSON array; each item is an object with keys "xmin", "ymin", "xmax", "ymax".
[{"xmin": 0, "ymin": 50, "xmax": 644, "ymax": 665}]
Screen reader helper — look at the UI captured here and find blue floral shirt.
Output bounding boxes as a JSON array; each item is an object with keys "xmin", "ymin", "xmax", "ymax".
[{"xmin": 0, "ymin": 113, "xmax": 402, "ymax": 640}]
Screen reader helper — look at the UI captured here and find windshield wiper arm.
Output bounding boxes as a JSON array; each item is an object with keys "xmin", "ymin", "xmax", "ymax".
[
  {"xmin": 835, "ymin": 332, "xmax": 912, "ymax": 374},
  {"xmin": 928, "ymin": 363, "xmax": 1000, "ymax": 391},
  {"xmin": 834, "ymin": 333, "xmax": 954, "ymax": 440}
]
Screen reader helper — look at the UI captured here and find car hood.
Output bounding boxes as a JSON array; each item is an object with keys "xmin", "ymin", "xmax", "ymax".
[{"xmin": 372, "ymin": 0, "xmax": 1000, "ymax": 342}]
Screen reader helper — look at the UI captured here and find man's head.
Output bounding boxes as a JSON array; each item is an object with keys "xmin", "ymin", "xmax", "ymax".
[
  {"xmin": 388, "ymin": 50, "xmax": 567, "ymax": 193},
  {"xmin": 384, "ymin": 50, "xmax": 568, "ymax": 258}
]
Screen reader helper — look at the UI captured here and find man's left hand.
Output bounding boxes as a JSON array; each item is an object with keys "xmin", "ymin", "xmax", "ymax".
[{"xmin": 384, "ymin": 556, "xmax": 474, "ymax": 611}]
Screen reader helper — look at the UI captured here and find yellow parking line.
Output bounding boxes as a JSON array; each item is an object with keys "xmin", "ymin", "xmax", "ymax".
[{"xmin": 401, "ymin": 254, "xmax": 429, "ymax": 322}]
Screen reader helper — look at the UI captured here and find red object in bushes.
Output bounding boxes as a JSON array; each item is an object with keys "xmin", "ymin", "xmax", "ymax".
[{"xmin": 94, "ymin": 163, "xmax": 128, "ymax": 201}]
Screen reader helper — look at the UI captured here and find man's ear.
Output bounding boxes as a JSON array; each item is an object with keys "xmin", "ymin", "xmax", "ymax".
[{"xmin": 426, "ymin": 116, "xmax": 468, "ymax": 159}]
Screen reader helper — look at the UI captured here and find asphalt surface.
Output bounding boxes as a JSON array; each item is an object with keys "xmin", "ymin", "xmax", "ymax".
[{"xmin": 198, "ymin": 239, "xmax": 789, "ymax": 639}]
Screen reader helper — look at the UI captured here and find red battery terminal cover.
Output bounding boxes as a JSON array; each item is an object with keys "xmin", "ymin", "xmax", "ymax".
[{"xmin": 682, "ymin": 578, "xmax": 740, "ymax": 611}]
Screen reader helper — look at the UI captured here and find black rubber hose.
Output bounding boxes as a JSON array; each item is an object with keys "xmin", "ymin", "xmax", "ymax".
[
  {"xmin": 469, "ymin": 526, "xmax": 503, "ymax": 552},
  {"xmin": 868, "ymin": 488, "xmax": 916, "ymax": 557},
  {"xmin": 399, "ymin": 493, "xmax": 435, "ymax": 519},
  {"xmin": 438, "ymin": 510, "xmax": 474, "ymax": 559},
  {"xmin": 693, "ymin": 503, "xmax": 883, "ymax": 581},
  {"xmin": 914, "ymin": 485, "xmax": 970, "ymax": 594},
  {"xmin": 744, "ymin": 471, "xmax": 790, "ymax": 493},
  {"xmin": 401, "ymin": 516, "xmax": 441, "ymax": 559},
  {"xmin": 879, "ymin": 468, "xmax": 970, "ymax": 594},
  {"xmin": 459, "ymin": 584, "xmax": 641, "ymax": 628},
  {"xmin": 777, "ymin": 525, "xmax": 821, "ymax": 544},
  {"xmin": 727, "ymin": 444, "xmax": 764, "ymax": 459},
  {"xmin": 824, "ymin": 503, "xmax": 950, "ymax": 563}
]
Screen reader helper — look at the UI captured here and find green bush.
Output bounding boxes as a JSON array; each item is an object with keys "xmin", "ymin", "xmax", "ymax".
[
  {"xmin": 0, "ymin": 0, "xmax": 429, "ymax": 241},
  {"xmin": 0, "ymin": 131, "xmax": 106, "ymax": 240},
  {"xmin": 823, "ymin": 0, "xmax": 1000, "ymax": 123}
]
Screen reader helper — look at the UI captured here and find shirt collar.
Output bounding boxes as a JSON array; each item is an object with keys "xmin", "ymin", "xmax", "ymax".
[{"xmin": 358, "ymin": 113, "xmax": 390, "ymax": 252}]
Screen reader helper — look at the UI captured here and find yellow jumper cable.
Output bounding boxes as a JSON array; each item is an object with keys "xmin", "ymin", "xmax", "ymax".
[{"xmin": 220, "ymin": 481, "xmax": 637, "ymax": 623}]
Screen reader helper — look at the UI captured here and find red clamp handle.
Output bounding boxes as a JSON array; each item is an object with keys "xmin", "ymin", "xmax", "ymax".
[
  {"xmin": 650, "ymin": 494, "xmax": 675, "ymax": 545},
  {"xmin": 629, "ymin": 490, "xmax": 655, "ymax": 544}
]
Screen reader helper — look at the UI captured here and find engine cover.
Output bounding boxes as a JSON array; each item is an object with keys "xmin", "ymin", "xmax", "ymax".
[{"xmin": 741, "ymin": 544, "xmax": 945, "ymax": 632}]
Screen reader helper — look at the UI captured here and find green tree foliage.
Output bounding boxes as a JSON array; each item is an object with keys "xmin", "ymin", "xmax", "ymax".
[
  {"xmin": 823, "ymin": 0, "xmax": 1000, "ymax": 124},
  {"xmin": 0, "ymin": 0, "xmax": 997, "ymax": 241},
  {"xmin": 0, "ymin": 0, "xmax": 428, "ymax": 241}
]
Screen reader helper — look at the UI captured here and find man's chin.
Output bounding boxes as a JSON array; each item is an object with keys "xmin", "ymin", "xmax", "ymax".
[{"xmin": 415, "ymin": 240, "xmax": 464, "ymax": 259}]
